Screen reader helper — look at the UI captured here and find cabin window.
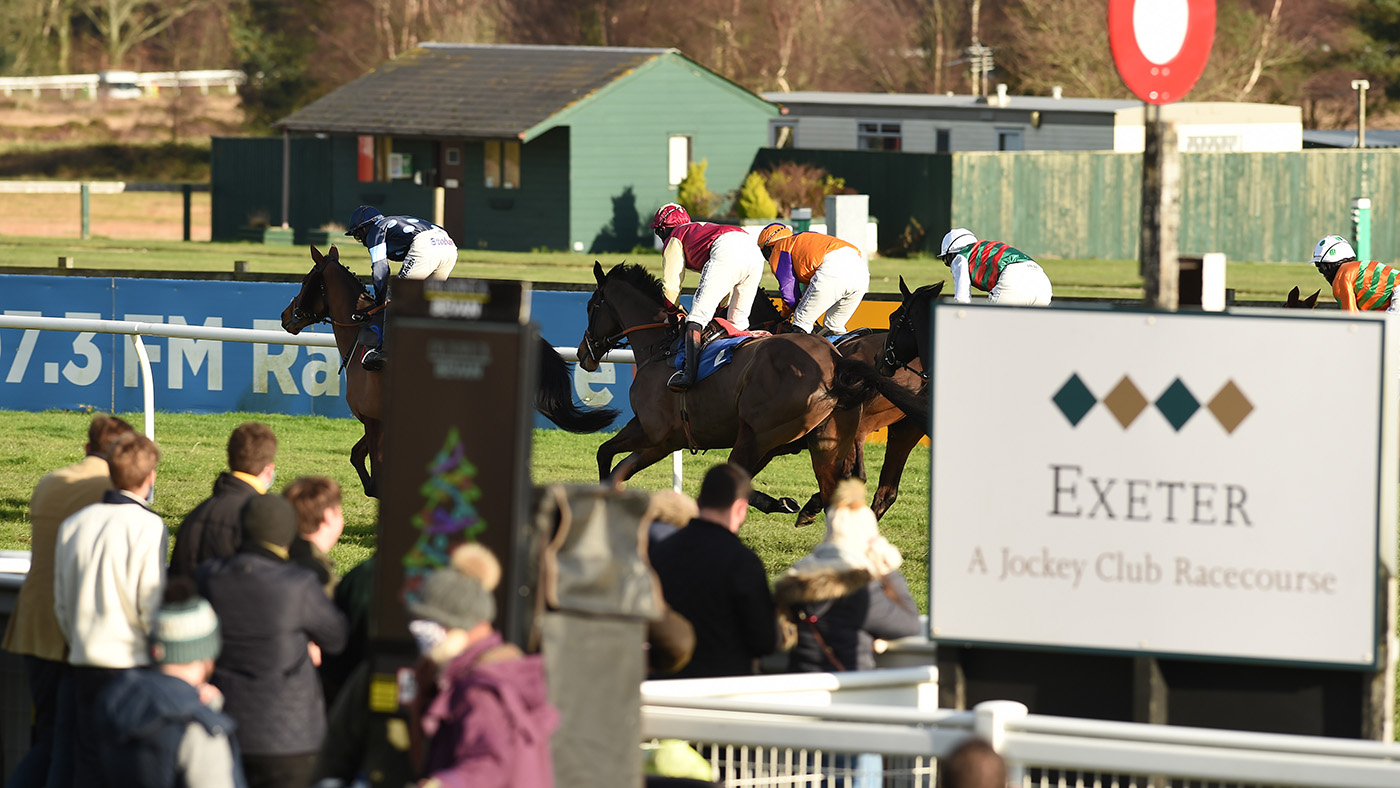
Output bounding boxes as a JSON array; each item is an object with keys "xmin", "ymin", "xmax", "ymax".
[
  {"xmin": 484, "ymin": 140, "xmax": 521, "ymax": 189},
  {"xmin": 858, "ymin": 121, "xmax": 901, "ymax": 151}
]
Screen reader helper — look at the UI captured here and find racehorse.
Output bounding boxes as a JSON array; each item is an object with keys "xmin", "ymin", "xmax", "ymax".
[
  {"xmin": 746, "ymin": 285, "xmax": 935, "ymax": 525},
  {"xmin": 1284, "ymin": 286, "xmax": 1320, "ymax": 309},
  {"xmin": 281, "ymin": 245, "xmax": 618, "ymax": 496},
  {"xmin": 576, "ymin": 261, "xmax": 925, "ymax": 515},
  {"xmin": 876, "ymin": 277, "xmax": 944, "ymax": 382}
]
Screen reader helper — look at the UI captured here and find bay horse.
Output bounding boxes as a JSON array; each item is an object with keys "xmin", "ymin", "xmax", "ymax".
[
  {"xmin": 575, "ymin": 261, "xmax": 924, "ymax": 514},
  {"xmin": 281, "ymin": 245, "xmax": 618, "ymax": 496},
  {"xmin": 1284, "ymin": 286, "xmax": 1320, "ymax": 309},
  {"xmin": 747, "ymin": 284, "xmax": 937, "ymax": 525}
]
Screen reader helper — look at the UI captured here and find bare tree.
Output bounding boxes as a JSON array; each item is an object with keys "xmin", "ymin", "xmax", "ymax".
[{"xmin": 80, "ymin": 0, "xmax": 212, "ymax": 68}]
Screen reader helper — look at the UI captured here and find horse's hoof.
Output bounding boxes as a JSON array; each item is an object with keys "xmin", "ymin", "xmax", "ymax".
[
  {"xmin": 794, "ymin": 511, "xmax": 818, "ymax": 528},
  {"xmin": 778, "ymin": 497, "xmax": 801, "ymax": 514}
]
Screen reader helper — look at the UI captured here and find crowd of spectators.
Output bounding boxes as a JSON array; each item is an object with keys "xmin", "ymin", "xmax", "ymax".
[{"xmin": 4, "ymin": 416, "xmax": 980, "ymax": 787}]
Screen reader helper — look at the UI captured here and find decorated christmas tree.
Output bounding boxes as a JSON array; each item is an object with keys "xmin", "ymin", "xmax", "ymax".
[{"xmin": 400, "ymin": 427, "xmax": 486, "ymax": 604}]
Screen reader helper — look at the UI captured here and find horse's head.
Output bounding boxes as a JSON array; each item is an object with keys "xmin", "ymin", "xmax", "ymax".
[
  {"xmin": 577, "ymin": 260, "xmax": 673, "ymax": 372},
  {"xmin": 281, "ymin": 245, "xmax": 338, "ymax": 334},
  {"xmin": 876, "ymin": 277, "xmax": 943, "ymax": 376},
  {"xmin": 748, "ymin": 286, "xmax": 786, "ymax": 333},
  {"xmin": 1283, "ymin": 286, "xmax": 1320, "ymax": 309}
]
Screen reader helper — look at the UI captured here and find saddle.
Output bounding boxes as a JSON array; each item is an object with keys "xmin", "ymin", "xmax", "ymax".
[
  {"xmin": 829, "ymin": 327, "xmax": 874, "ymax": 348},
  {"xmin": 701, "ymin": 317, "xmax": 772, "ymax": 345}
]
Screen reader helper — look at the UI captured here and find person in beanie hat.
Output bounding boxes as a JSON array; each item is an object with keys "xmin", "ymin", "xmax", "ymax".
[
  {"xmin": 408, "ymin": 542, "xmax": 559, "ymax": 788},
  {"xmin": 774, "ymin": 478, "xmax": 920, "ymax": 673},
  {"xmin": 93, "ymin": 577, "xmax": 248, "ymax": 788},
  {"xmin": 198, "ymin": 494, "xmax": 347, "ymax": 788}
]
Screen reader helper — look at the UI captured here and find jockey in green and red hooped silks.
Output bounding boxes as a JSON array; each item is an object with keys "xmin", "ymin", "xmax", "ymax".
[
  {"xmin": 654, "ymin": 203, "xmax": 766, "ymax": 392},
  {"xmin": 939, "ymin": 228, "xmax": 1053, "ymax": 306},
  {"xmin": 345, "ymin": 205, "xmax": 458, "ymax": 370}
]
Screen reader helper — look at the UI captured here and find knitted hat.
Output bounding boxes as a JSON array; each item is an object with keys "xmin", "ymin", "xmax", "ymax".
[
  {"xmin": 407, "ymin": 543, "xmax": 500, "ymax": 631},
  {"xmin": 790, "ymin": 479, "xmax": 902, "ymax": 577},
  {"xmin": 240, "ymin": 494, "xmax": 298, "ymax": 550},
  {"xmin": 150, "ymin": 597, "xmax": 221, "ymax": 664}
]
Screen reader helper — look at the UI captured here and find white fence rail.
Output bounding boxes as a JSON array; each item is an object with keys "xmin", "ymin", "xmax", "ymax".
[
  {"xmin": 641, "ymin": 671, "xmax": 1400, "ymax": 788},
  {"xmin": 0, "ymin": 181, "xmax": 210, "ymax": 194},
  {"xmin": 0, "ymin": 69, "xmax": 243, "ymax": 98},
  {"xmin": 0, "ymin": 315, "xmax": 670, "ymax": 485}
]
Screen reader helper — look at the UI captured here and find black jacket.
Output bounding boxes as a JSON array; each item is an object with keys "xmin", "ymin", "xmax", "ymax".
[
  {"xmin": 197, "ymin": 546, "xmax": 349, "ymax": 756},
  {"xmin": 775, "ymin": 569, "xmax": 921, "ymax": 673},
  {"xmin": 169, "ymin": 473, "xmax": 260, "ymax": 578},
  {"xmin": 649, "ymin": 519, "xmax": 777, "ymax": 679}
]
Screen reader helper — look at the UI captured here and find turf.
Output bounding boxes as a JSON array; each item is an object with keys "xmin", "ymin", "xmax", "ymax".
[
  {"xmin": 0, "ymin": 234, "xmax": 1327, "ymax": 302},
  {"xmin": 0, "ymin": 410, "xmax": 932, "ymax": 610}
]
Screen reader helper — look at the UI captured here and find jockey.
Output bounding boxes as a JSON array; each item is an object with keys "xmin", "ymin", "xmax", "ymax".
[
  {"xmin": 655, "ymin": 203, "xmax": 766, "ymax": 392},
  {"xmin": 939, "ymin": 228, "xmax": 1053, "ymax": 306},
  {"xmin": 755, "ymin": 223, "xmax": 869, "ymax": 336},
  {"xmin": 345, "ymin": 205, "xmax": 458, "ymax": 370},
  {"xmin": 1311, "ymin": 234, "xmax": 1400, "ymax": 312}
]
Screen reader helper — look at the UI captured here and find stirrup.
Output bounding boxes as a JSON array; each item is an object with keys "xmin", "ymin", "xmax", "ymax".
[
  {"xmin": 667, "ymin": 370, "xmax": 693, "ymax": 393},
  {"xmin": 362, "ymin": 348, "xmax": 385, "ymax": 371}
]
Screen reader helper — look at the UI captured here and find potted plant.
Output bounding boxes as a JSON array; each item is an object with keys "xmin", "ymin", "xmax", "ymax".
[{"xmin": 239, "ymin": 209, "xmax": 294, "ymax": 245}]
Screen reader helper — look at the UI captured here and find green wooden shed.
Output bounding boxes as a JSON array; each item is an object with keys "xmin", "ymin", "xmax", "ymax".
[{"xmin": 266, "ymin": 43, "xmax": 777, "ymax": 252}]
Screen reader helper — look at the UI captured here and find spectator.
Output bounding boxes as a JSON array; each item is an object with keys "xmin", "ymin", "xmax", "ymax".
[
  {"xmin": 283, "ymin": 476, "xmax": 345, "ymax": 596},
  {"xmin": 53, "ymin": 431, "xmax": 167, "ymax": 788},
  {"xmin": 645, "ymin": 490, "xmax": 698, "ymax": 678},
  {"xmin": 774, "ymin": 478, "xmax": 921, "ymax": 673},
  {"xmin": 649, "ymin": 464, "xmax": 777, "ymax": 678},
  {"xmin": 3, "ymin": 414, "xmax": 133, "ymax": 788},
  {"xmin": 198, "ymin": 494, "xmax": 348, "ymax": 788},
  {"xmin": 647, "ymin": 489, "xmax": 698, "ymax": 546},
  {"xmin": 319, "ymin": 554, "xmax": 375, "ymax": 709},
  {"xmin": 408, "ymin": 543, "xmax": 558, "ymax": 788},
  {"xmin": 94, "ymin": 578, "xmax": 248, "ymax": 788},
  {"xmin": 170, "ymin": 422, "xmax": 278, "ymax": 578},
  {"xmin": 939, "ymin": 738, "xmax": 1008, "ymax": 788}
]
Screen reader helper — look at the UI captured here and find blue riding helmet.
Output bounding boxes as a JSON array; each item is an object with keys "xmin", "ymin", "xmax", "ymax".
[{"xmin": 346, "ymin": 206, "xmax": 383, "ymax": 240}]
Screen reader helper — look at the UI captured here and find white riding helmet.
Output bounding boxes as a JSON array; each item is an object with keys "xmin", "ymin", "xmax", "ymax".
[
  {"xmin": 939, "ymin": 228, "xmax": 977, "ymax": 260},
  {"xmin": 1311, "ymin": 235, "xmax": 1356, "ymax": 267}
]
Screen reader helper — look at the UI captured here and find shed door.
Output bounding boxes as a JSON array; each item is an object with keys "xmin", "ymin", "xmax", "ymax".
[{"xmin": 438, "ymin": 142, "xmax": 465, "ymax": 244}]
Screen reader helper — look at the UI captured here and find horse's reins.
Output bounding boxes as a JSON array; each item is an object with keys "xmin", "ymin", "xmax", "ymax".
[
  {"xmin": 289, "ymin": 257, "xmax": 381, "ymax": 371},
  {"xmin": 879, "ymin": 307, "xmax": 928, "ymax": 381},
  {"xmin": 581, "ymin": 290, "xmax": 680, "ymax": 366}
]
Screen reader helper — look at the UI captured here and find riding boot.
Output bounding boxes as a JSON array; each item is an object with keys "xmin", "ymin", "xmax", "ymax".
[
  {"xmin": 668, "ymin": 327, "xmax": 702, "ymax": 392},
  {"xmin": 362, "ymin": 346, "xmax": 385, "ymax": 371}
]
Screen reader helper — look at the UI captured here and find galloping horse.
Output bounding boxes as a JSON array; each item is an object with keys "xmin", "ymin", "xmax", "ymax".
[
  {"xmin": 746, "ymin": 284, "xmax": 936, "ymax": 524},
  {"xmin": 576, "ymin": 261, "xmax": 924, "ymax": 514},
  {"xmin": 281, "ymin": 245, "xmax": 618, "ymax": 496},
  {"xmin": 1284, "ymin": 286, "xmax": 1320, "ymax": 309}
]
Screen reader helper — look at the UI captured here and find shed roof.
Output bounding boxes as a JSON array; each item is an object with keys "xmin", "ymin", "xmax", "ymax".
[
  {"xmin": 1302, "ymin": 129, "xmax": 1400, "ymax": 149},
  {"xmin": 276, "ymin": 43, "xmax": 672, "ymax": 139},
  {"xmin": 762, "ymin": 91, "xmax": 1139, "ymax": 115}
]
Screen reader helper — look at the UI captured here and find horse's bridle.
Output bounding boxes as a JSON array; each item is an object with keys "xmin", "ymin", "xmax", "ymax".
[
  {"xmin": 879, "ymin": 305, "xmax": 928, "ymax": 380},
  {"xmin": 288, "ymin": 256, "xmax": 333, "ymax": 326},
  {"xmin": 581, "ymin": 287, "xmax": 679, "ymax": 365}
]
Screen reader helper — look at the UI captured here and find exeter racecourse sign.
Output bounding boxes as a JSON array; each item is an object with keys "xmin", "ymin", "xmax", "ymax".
[{"xmin": 928, "ymin": 305, "xmax": 1397, "ymax": 668}]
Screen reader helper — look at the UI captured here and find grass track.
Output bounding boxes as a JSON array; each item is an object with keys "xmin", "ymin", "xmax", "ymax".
[{"xmin": 0, "ymin": 411, "xmax": 931, "ymax": 610}]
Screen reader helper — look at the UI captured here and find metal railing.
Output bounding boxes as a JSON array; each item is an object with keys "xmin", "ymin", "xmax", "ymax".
[
  {"xmin": 640, "ymin": 672, "xmax": 1400, "ymax": 788},
  {"xmin": 0, "ymin": 69, "xmax": 244, "ymax": 98}
]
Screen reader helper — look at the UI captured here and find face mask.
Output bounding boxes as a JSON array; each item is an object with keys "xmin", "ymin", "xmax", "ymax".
[{"xmin": 409, "ymin": 619, "xmax": 448, "ymax": 655}]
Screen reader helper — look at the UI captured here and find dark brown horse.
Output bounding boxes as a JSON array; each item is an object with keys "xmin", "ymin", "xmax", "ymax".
[
  {"xmin": 281, "ymin": 245, "xmax": 618, "ymax": 496},
  {"xmin": 747, "ymin": 285, "xmax": 935, "ymax": 524},
  {"xmin": 1284, "ymin": 286, "xmax": 1320, "ymax": 309},
  {"xmin": 575, "ymin": 261, "xmax": 924, "ymax": 514}
]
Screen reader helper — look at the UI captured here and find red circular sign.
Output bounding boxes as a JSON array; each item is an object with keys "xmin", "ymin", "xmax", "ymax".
[{"xmin": 1108, "ymin": 0, "xmax": 1215, "ymax": 105}]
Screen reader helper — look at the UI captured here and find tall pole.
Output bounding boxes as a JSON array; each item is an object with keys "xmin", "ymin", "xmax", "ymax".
[
  {"xmin": 1353, "ymin": 79, "xmax": 1372, "ymax": 261},
  {"xmin": 1140, "ymin": 104, "xmax": 1181, "ymax": 310},
  {"xmin": 1353, "ymin": 79, "xmax": 1369, "ymax": 150}
]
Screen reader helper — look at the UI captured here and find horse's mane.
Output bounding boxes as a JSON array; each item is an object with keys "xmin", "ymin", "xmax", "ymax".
[{"xmin": 608, "ymin": 263, "xmax": 665, "ymax": 301}]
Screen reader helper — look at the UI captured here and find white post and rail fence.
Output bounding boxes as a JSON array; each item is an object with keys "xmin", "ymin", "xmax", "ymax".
[{"xmin": 0, "ymin": 315, "xmax": 680, "ymax": 490}]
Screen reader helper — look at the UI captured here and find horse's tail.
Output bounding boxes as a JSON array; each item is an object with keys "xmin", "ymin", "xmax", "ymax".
[
  {"xmin": 534, "ymin": 336, "xmax": 619, "ymax": 433},
  {"xmin": 828, "ymin": 357, "xmax": 929, "ymax": 428}
]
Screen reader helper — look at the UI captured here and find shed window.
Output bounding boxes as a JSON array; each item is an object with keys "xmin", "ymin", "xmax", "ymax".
[
  {"xmin": 858, "ymin": 122, "xmax": 901, "ymax": 151},
  {"xmin": 484, "ymin": 140, "xmax": 521, "ymax": 189},
  {"xmin": 936, "ymin": 129, "xmax": 951, "ymax": 153},
  {"xmin": 770, "ymin": 121, "xmax": 796, "ymax": 149},
  {"xmin": 668, "ymin": 135, "xmax": 691, "ymax": 186},
  {"xmin": 997, "ymin": 129, "xmax": 1024, "ymax": 151}
]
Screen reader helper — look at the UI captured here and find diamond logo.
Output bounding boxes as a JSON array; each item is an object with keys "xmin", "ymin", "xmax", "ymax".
[
  {"xmin": 1155, "ymin": 378, "xmax": 1199, "ymax": 431},
  {"xmin": 1208, "ymin": 380, "xmax": 1253, "ymax": 434},
  {"xmin": 1053, "ymin": 374, "xmax": 1097, "ymax": 426},
  {"xmin": 1102, "ymin": 376, "xmax": 1148, "ymax": 428}
]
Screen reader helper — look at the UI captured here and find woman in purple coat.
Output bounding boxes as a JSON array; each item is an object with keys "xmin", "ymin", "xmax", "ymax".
[{"xmin": 408, "ymin": 544, "xmax": 559, "ymax": 788}]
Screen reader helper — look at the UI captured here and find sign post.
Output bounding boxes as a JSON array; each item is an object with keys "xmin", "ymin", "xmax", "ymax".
[
  {"xmin": 367, "ymin": 278, "xmax": 540, "ymax": 738},
  {"xmin": 1109, "ymin": 0, "xmax": 1216, "ymax": 310},
  {"xmin": 929, "ymin": 304, "xmax": 1398, "ymax": 738}
]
